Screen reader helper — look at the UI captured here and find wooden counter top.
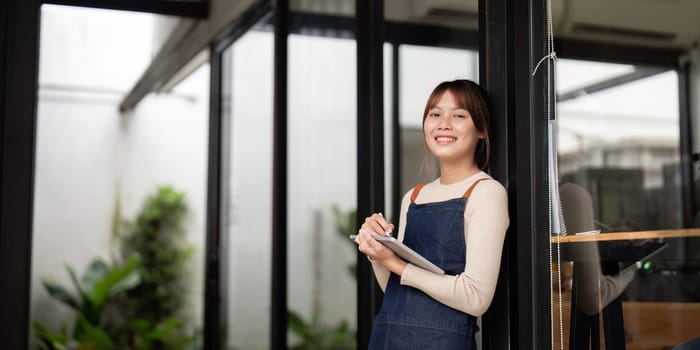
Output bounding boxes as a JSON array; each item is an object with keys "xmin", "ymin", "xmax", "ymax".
[{"xmin": 551, "ymin": 228, "xmax": 700, "ymax": 243}]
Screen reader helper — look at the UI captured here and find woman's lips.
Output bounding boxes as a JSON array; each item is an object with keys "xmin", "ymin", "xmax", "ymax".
[{"xmin": 435, "ymin": 136, "xmax": 457, "ymax": 145}]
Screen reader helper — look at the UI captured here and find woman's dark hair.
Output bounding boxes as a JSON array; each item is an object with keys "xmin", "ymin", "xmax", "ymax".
[{"xmin": 422, "ymin": 79, "xmax": 491, "ymax": 170}]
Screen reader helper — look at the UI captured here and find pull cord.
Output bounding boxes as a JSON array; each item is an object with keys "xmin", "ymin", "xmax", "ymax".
[{"xmin": 531, "ymin": 0, "xmax": 565, "ymax": 348}]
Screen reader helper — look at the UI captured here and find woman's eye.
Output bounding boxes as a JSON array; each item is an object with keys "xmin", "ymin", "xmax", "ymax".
[
  {"xmin": 453, "ymin": 114, "xmax": 466, "ymax": 119},
  {"xmin": 429, "ymin": 112, "xmax": 440, "ymax": 118}
]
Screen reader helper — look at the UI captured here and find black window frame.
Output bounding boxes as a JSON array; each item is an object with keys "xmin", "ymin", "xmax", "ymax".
[{"xmin": 2, "ymin": 0, "xmax": 694, "ymax": 349}]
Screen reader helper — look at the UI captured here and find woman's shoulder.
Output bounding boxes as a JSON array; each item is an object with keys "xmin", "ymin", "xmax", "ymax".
[
  {"xmin": 469, "ymin": 175, "xmax": 508, "ymax": 205},
  {"xmin": 472, "ymin": 175, "xmax": 507, "ymax": 195}
]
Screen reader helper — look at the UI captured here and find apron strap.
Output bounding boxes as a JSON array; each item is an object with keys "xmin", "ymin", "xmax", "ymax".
[
  {"xmin": 411, "ymin": 178, "xmax": 491, "ymax": 202},
  {"xmin": 462, "ymin": 178, "xmax": 490, "ymax": 198},
  {"xmin": 410, "ymin": 183, "xmax": 426, "ymax": 203}
]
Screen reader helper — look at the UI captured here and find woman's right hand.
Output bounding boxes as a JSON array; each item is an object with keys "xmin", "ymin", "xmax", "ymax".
[
  {"xmin": 361, "ymin": 212, "xmax": 394, "ymax": 237},
  {"xmin": 354, "ymin": 213, "xmax": 394, "ymax": 257},
  {"xmin": 353, "ymin": 214, "xmax": 407, "ymax": 275}
]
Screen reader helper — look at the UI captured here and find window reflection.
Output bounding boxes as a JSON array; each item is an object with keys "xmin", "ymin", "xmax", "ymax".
[
  {"xmin": 558, "ymin": 61, "xmax": 681, "ymax": 231},
  {"xmin": 553, "ymin": 58, "xmax": 700, "ymax": 349}
]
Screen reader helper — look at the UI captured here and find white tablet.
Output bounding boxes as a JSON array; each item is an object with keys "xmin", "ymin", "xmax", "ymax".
[{"xmin": 374, "ymin": 236, "xmax": 445, "ymax": 274}]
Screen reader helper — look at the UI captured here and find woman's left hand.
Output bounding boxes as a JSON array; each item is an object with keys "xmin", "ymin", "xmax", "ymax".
[{"xmin": 355, "ymin": 229, "xmax": 396, "ymax": 261}]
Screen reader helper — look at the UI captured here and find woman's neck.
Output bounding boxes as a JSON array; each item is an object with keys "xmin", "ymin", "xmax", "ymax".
[{"xmin": 439, "ymin": 161, "xmax": 481, "ymax": 185}]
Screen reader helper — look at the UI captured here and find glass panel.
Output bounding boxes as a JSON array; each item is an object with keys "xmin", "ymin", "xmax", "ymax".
[
  {"xmin": 221, "ymin": 23, "xmax": 274, "ymax": 350},
  {"xmin": 384, "ymin": 43, "xmax": 395, "ymax": 222},
  {"xmin": 558, "ymin": 61, "xmax": 682, "ymax": 231},
  {"xmin": 32, "ymin": 5, "xmax": 207, "ymax": 347},
  {"xmin": 398, "ymin": 44, "xmax": 478, "ymax": 195},
  {"xmin": 287, "ymin": 33, "xmax": 358, "ymax": 348},
  {"xmin": 553, "ymin": 58, "xmax": 700, "ymax": 349}
]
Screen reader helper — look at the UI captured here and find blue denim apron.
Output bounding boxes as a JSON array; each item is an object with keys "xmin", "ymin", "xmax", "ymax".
[{"xmin": 369, "ymin": 179, "xmax": 488, "ymax": 350}]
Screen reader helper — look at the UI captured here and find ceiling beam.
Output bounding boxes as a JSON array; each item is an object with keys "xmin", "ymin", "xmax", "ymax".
[
  {"xmin": 556, "ymin": 38, "xmax": 682, "ymax": 68},
  {"xmin": 119, "ymin": 0, "xmax": 271, "ymax": 112},
  {"xmin": 42, "ymin": 0, "xmax": 209, "ymax": 18},
  {"xmin": 558, "ymin": 67, "xmax": 669, "ymax": 102}
]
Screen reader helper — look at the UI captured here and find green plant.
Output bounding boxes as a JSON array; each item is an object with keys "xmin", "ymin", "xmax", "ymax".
[
  {"xmin": 34, "ymin": 185, "xmax": 198, "ymax": 350},
  {"xmin": 331, "ymin": 204, "xmax": 357, "ymax": 277},
  {"xmin": 288, "ymin": 310, "xmax": 355, "ymax": 350},
  {"xmin": 285, "ymin": 205, "xmax": 358, "ymax": 350},
  {"xmin": 116, "ymin": 185, "xmax": 195, "ymax": 348},
  {"xmin": 34, "ymin": 256, "xmax": 141, "ymax": 350}
]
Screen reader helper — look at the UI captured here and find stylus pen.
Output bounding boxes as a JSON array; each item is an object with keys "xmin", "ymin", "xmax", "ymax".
[{"xmin": 349, "ymin": 231, "xmax": 392, "ymax": 240}]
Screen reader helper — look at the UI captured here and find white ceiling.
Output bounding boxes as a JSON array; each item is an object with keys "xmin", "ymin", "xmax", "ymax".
[{"xmin": 384, "ymin": 0, "xmax": 699, "ymax": 49}]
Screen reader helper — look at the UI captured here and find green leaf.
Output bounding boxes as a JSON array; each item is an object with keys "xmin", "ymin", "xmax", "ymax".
[
  {"xmin": 108, "ymin": 268, "xmax": 140, "ymax": 297},
  {"xmin": 67, "ymin": 265, "xmax": 90, "ymax": 303},
  {"xmin": 41, "ymin": 280, "xmax": 79, "ymax": 310},
  {"xmin": 90, "ymin": 255, "xmax": 140, "ymax": 308},
  {"xmin": 288, "ymin": 310, "xmax": 310, "ymax": 338},
  {"xmin": 127, "ymin": 318, "xmax": 152, "ymax": 333},
  {"xmin": 81, "ymin": 259, "xmax": 109, "ymax": 292},
  {"xmin": 74, "ymin": 313, "xmax": 115, "ymax": 349},
  {"xmin": 33, "ymin": 322, "xmax": 67, "ymax": 350},
  {"xmin": 67, "ymin": 265, "xmax": 97, "ymax": 321},
  {"xmin": 145, "ymin": 317, "xmax": 179, "ymax": 340},
  {"xmin": 287, "ymin": 309, "xmax": 356, "ymax": 350},
  {"xmin": 331, "ymin": 205, "xmax": 357, "ymax": 238},
  {"xmin": 134, "ymin": 317, "xmax": 180, "ymax": 350}
]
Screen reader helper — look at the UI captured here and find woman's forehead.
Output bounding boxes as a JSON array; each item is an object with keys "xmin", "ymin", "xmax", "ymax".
[{"xmin": 430, "ymin": 95, "xmax": 469, "ymax": 110}]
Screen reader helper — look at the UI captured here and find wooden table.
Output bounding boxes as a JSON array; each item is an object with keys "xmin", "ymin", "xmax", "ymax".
[{"xmin": 551, "ymin": 228, "xmax": 700, "ymax": 243}]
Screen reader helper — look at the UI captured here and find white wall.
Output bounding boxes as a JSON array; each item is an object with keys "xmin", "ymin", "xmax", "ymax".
[
  {"xmin": 32, "ymin": 5, "xmax": 208, "ymax": 336},
  {"xmin": 32, "ymin": 89, "xmax": 123, "ymax": 330},
  {"xmin": 287, "ymin": 34, "xmax": 358, "ymax": 328},
  {"xmin": 32, "ymin": 6, "xmax": 361, "ymax": 349},
  {"xmin": 224, "ymin": 31, "xmax": 275, "ymax": 350}
]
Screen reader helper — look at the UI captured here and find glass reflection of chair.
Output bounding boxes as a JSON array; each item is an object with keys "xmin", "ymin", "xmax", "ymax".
[{"xmin": 560, "ymin": 183, "xmax": 637, "ymax": 349}]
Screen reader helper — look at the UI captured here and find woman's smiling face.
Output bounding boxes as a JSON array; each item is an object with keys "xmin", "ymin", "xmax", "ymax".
[{"xmin": 423, "ymin": 89, "xmax": 483, "ymax": 164}]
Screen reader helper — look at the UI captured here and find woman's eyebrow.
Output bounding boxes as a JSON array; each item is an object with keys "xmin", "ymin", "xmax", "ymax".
[{"xmin": 433, "ymin": 105, "xmax": 468, "ymax": 111}]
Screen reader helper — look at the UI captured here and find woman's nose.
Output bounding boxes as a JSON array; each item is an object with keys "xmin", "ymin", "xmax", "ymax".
[{"xmin": 437, "ymin": 117, "xmax": 451, "ymax": 129}]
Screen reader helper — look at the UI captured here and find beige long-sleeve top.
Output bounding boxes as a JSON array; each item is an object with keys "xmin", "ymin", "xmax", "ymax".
[{"xmin": 371, "ymin": 171, "xmax": 509, "ymax": 317}]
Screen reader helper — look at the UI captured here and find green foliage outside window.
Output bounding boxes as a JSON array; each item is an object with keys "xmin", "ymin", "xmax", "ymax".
[
  {"xmin": 34, "ymin": 186, "xmax": 198, "ymax": 350},
  {"xmin": 287, "ymin": 204, "xmax": 358, "ymax": 350}
]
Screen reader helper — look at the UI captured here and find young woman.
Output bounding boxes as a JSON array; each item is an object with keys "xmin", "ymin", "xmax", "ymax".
[{"xmin": 354, "ymin": 79, "xmax": 509, "ymax": 349}]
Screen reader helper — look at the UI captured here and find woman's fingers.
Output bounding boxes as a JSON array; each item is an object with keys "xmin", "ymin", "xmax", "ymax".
[
  {"xmin": 355, "ymin": 213, "xmax": 398, "ymax": 260},
  {"xmin": 356, "ymin": 230, "xmax": 375, "ymax": 249},
  {"xmin": 362, "ymin": 213, "xmax": 394, "ymax": 236},
  {"xmin": 355, "ymin": 229, "xmax": 397, "ymax": 262},
  {"xmin": 356, "ymin": 232, "xmax": 373, "ymax": 254},
  {"xmin": 373, "ymin": 213, "xmax": 394, "ymax": 235}
]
